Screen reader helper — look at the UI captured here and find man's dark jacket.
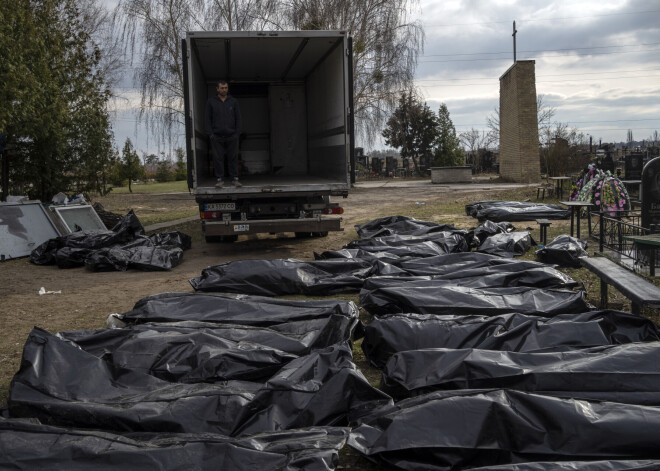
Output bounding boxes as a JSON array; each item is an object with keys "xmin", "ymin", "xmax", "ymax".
[{"xmin": 205, "ymin": 95, "xmax": 242, "ymax": 140}]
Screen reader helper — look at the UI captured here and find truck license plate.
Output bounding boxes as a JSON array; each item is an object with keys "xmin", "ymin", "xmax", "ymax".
[
  {"xmin": 233, "ymin": 224, "xmax": 249, "ymax": 232},
  {"xmin": 205, "ymin": 203, "xmax": 235, "ymax": 211}
]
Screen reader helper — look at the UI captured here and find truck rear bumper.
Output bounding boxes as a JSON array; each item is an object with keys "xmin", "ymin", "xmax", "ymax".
[{"xmin": 202, "ymin": 217, "xmax": 343, "ymax": 236}]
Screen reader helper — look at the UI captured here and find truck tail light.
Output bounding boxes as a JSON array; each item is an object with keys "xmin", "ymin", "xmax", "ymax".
[
  {"xmin": 323, "ymin": 207, "xmax": 344, "ymax": 215},
  {"xmin": 200, "ymin": 211, "xmax": 219, "ymax": 219}
]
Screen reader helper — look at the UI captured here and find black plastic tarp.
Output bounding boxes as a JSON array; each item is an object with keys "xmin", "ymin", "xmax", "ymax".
[
  {"xmin": 536, "ymin": 234, "xmax": 589, "ymax": 267},
  {"xmin": 314, "ymin": 248, "xmax": 404, "ymax": 262},
  {"xmin": 30, "ymin": 210, "xmax": 145, "ymax": 265},
  {"xmin": 345, "ymin": 232, "xmax": 469, "ymax": 255},
  {"xmin": 30, "ymin": 211, "xmax": 191, "ymax": 271},
  {"xmin": 189, "ymin": 258, "xmax": 373, "ymax": 295},
  {"xmin": 472, "ymin": 220, "xmax": 515, "ymax": 246},
  {"xmin": 349, "ymin": 389, "xmax": 660, "ymax": 470},
  {"xmin": 360, "ymin": 282, "xmax": 589, "ymax": 316},
  {"xmin": 59, "ymin": 325, "xmax": 298, "ymax": 383},
  {"xmin": 381, "ymin": 342, "xmax": 660, "ymax": 403},
  {"xmin": 327, "ymin": 241, "xmax": 453, "ymax": 259},
  {"xmin": 120, "ymin": 292, "xmax": 360, "ymax": 327},
  {"xmin": 85, "ymin": 245, "xmax": 185, "ymax": 271},
  {"xmin": 363, "ymin": 265, "xmax": 574, "ymax": 290},
  {"xmin": 362, "ymin": 310, "xmax": 660, "ymax": 369},
  {"xmin": 354, "ymin": 215, "xmax": 463, "ymax": 239},
  {"xmin": 317, "ymin": 249, "xmax": 575, "ymax": 287},
  {"xmin": 466, "ymin": 201, "xmax": 570, "ymax": 221},
  {"xmin": 7, "ymin": 329, "xmax": 391, "ymax": 436},
  {"xmin": 468, "ymin": 461, "xmax": 660, "ymax": 470},
  {"xmin": 477, "ymin": 231, "xmax": 535, "ymax": 257},
  {"xmin": 59, "ymin": 314, "xmax": 359, "ymax": 382},
  {"xmin": 0, "ymin": 418, "xmax": 349, "ymax": 471},
  {"xmin": 368, "ymin": 254, "xmax": 576, "ymax": 284}
]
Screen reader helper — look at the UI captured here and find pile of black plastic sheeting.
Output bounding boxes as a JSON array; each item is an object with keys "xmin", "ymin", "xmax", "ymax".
[
  {"xmin": 380, "ymin": 342, "xmax": 660, "ymax": 402},
  {"xmin": 536, "ymin": 234, "xmax": 589, "ymax": 267},
  {"xmin": 189, "ymin": 249, "xmax": 576, "ymax": 296},
  {"xmin": 348, "ymin": 389, "xmax": 660, "ymax": 470},
  {"xmin": 0, "ymin": 419, "xmax": 349, "ymax": 471},
  {"xmin": 30, "ymin": 210, "xmax": 191, "ymax": 271},
  {"xmin": 7, "ymin": 329, "xmax": 389, "ymax": 435},
  {"xmin": 361, "ymin": 310, "xmax": 660, "ymax": 369},
  {"xmin": 182, "ymin": 214, "xmax": 660, "ymax": 469},
  {"xmin": 1, "ymin": 294, "xmax": 391, "ymax": 470},
  {"xmin": 340, "ymin": 216, "xmax": 660, "ymax": 469},
  {"xmin": 189, "ymin": 258, "xmax": 374, "ymax": 295},
  {"xmin": 466, "ymin": 200, "xmax": 570, "ymax": 221}
]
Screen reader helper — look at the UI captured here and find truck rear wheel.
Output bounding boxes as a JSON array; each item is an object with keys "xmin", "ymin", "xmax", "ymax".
[{"xmin": 312, "ymin": 231, "xmax": 329, "ymax": 237}]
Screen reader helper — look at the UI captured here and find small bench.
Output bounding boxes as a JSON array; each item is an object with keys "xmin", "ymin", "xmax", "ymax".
[
  {"xmin": 536, "ymin": 186, "xmax": 554, "ymax": 200},
  {"xmin": 579, "ymin": 256, "xmax": 660, "ymax": 315},
  {"xmin": 536, "ymin": 219, "xmax": 552, "ymax": 245}
]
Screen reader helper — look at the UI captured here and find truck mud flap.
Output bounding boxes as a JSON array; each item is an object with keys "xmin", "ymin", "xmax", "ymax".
[{"xmin": 203, "ymin": 218, "xmax": 342, "ymax": 236}]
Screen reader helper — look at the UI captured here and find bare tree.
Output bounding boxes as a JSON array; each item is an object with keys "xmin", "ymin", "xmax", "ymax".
[
  {"xmin": 539, "ymin": 122, "xmax": 585, "ymax": 176},
  {"xmin": 208, "ymin": 0, "xmax": 281, "ymax": 31},
  {"xmin": 77, "ymin": 0, "xmax": 125, "ymax": 88},
  {"xmin": 276, "ymin": 0, "xmax": 423, "ymax": 145},
  {"xmin": 536, "ymin": 94, "xmax": 556, "ymax": 144},
  {"xmin": 486, "ymin": 94, "xmax": 556, "ymax": 148},
  {"xmin": 460, "ymin": 128, "xmax": 493, "ymax": 160}
]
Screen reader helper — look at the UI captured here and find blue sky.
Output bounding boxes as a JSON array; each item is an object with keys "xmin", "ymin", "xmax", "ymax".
[{"xmin": 108, "ymin": 0, "xmax": 660, "ymax": 156}]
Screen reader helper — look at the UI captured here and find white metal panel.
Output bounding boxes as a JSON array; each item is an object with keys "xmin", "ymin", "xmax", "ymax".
[
  {"xmin": 0, "ymin": 202, "xmax": 60, "ymax": 260},
  {"xmin": 50, "ymin": 205, "xmax": 106, "ymax": 234}
]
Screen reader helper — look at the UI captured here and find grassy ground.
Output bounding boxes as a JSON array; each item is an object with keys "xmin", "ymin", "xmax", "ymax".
[{"xmin": 109, "ymin": 180, "xmax": 189, "ymax": 194}]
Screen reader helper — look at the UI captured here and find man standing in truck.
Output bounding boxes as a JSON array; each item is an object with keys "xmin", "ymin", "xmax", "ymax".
[{"xmin": 205, "ymin": 80, "xmax": 242, "ymax": 188}]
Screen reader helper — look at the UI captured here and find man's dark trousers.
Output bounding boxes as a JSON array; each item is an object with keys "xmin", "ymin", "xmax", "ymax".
[{"xmin": 211, "ymin": 136, "xmax": 239, "ymax": 180}]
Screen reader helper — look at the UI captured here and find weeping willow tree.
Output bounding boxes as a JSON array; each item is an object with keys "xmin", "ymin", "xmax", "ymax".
[
  {"xmin": 112, "ymin": 0, "xmax": 423, "ymax": 147},
  {"xmin": 278, "ymin": 0, "xmax": 424, "ymax": 144}
]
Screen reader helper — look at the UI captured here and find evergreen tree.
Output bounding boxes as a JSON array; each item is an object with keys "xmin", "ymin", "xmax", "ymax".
[
  {"xmin": 121, "ymin": 139, "xmax": 144, "ymax": 193},
  {"xmin": 382, "ymin": 92, "xmax": 438, "ymax": 175},
  {"xmin": 174, "ymin": 147, "xmax": 187, "ymax": 181},
  {"xmin": 434, "ymin": 104, "xmax": 464, "ymax": 167},
  {"xmin": 156, "ymin": 160, "xmax": 175, "ymax": 182},
  {"xmin": 0, "ymin": 0, "xmax": 114, "ymax": 200}
]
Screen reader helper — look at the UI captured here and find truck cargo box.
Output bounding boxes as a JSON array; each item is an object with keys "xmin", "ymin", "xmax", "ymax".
[
  {"xmin": 183, "ymin": 31, "xmax": 352, "ymax": 198},
  {"xmin": 182, "ymin": 31, "xmax": 353, "ymax": 239}
]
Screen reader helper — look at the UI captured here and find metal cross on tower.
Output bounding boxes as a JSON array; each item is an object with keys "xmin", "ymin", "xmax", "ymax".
[{"xmin": 512, "ymin": 20, "xmax": 517, "ymax": 63}]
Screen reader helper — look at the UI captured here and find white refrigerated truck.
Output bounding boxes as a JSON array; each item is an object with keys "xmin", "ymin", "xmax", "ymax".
[{"xmin": 182, "ymin": 31, "xmax": 354, "ymax": 242}]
